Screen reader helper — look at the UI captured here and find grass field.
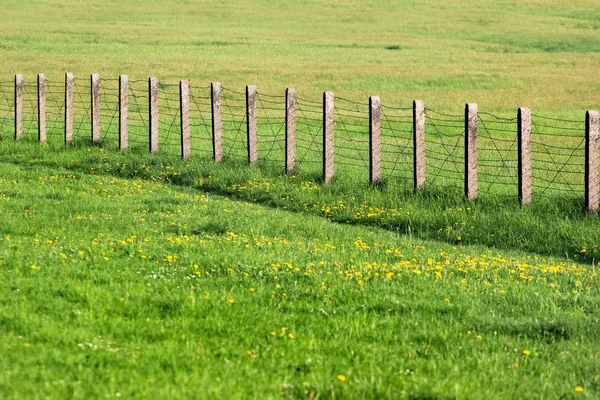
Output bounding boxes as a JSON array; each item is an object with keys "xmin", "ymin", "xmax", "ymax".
[{"xmin": 1, "ymin": 1, "xmax": 600, "ymax": 399}]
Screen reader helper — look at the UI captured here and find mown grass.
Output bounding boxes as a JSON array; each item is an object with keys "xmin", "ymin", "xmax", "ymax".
[
  {"xmin": 1, "ymin": 0, "xmax": 600, "ymax": 113},
  {"xmin": 0, "ymin": 141, "xmax": 599, "ymax": 398}
]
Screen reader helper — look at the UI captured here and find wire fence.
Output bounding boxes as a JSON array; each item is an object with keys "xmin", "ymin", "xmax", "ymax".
[{"xmin": 0, "ymin": 75, "xmax": 596, "ymax": 205}]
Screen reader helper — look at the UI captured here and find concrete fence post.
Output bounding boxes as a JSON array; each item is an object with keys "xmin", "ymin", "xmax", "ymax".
[
  {"xmin": 323, "ymin": 91, "xmax": 335, "ymax": 183},
  {"xmin": 246, "ymin": 85, "xmax": 258, "ymax": 165},
  {"xmin": 119, "ymin": 75, "xmax": 128, "ymax": 150},
  {"xmin": 369, "ymin": 96, "xmax": 381, "ymax": 185},
  {"xmin": 14, "ymin": 74, "xmax": 23, "ymax": 141},
  {"xmin": 465, "ymin": 103, "xmax": 478, "ymax": 200},
  {"xmin": 285, "ymin": 88, "xmax": 296, "ymax": 175},
  {"xmin": 585, "ymin": 110, "xmax": 599, "ymax": 214},
  {"xmin": 148, "ymin": 77, "xmax": 159, "ymax": 153},
  {"xmin": 38, "ymin": 73, "xmax": 46, "ymax": 143},
  {"xmin": 91, "ymin": 74, "xmax": 100, "ymax": 144},
  {"xmin": 180, "ymin": 80, "xmax": 191, "ymax": 160},
  {"xmin": 518, "ymin": 107, "xmax": 532, "ymax": 205},
  {"xmin": 65, "ymin": 72, "xmax": 74, "ymax": 145},
  {"xmin": 211, "ymin": 82, "xmax": 222, "ymax": 162},
  {"xmin": 413, "ymin": 100, "xmax": 426, "ymax": 191}
]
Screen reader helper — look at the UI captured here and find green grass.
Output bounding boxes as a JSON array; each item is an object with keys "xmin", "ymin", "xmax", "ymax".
[
  {"xmin": 1, "ymin": 0, "xmax": 600, "ymax": 113},
  {"xmin": 1, "ymin": 0, "xmax": 600, "ymax": 398},
  {"xmin": 0, "ymin": 140, "xmax": 598, "ymax": 398}
]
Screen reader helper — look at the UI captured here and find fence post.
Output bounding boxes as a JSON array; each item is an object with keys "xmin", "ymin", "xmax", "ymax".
[
  {"xmin": 65, "ymin": 72, "xmax": 74, "ymax": 145},
  {"xmin": 585, "ymin": 110, "xmax": 599, "ymax": 214},
  {"xmin": 413, "ymin": 100, "xmax": 426, "ymax": 191},
  {"xmin": 285, "ymin": 88, "xmax": 296, "ymax": 175},
  {"xmin": 14, "ymin": 74, "xmax": 23, "ymax": 141},
  {"xmin": 369, "ymin": 96, "xmax": 381, "ymax": 185},
  {"xmin": 91, "ymin": 74, "xmax": 100, "ymax": 144},
  {"xmin": 464, "ymin": 103, "xmax": 478, "ymax": 200},
  {"xmin": 246, "ymin": 85, "xmax": 258, "ymax": 165},
  {"xmin": 148, "ymin": 77, "xmax": 159, "ymax": 153},
  {"xmin": 180, "ymin": 80, "xmax": 191, "ymax": 160},
  {"xmin": 518, "ymin": 107, "xmax": 532, "ymax": 205},
  {"xmin": 38, "ymin": 73, "xmax": 46, "ymax": 143},
  {"xmin": 119, "ymin": 75, "xmax": 128, "ymax": 151},
  {"xmin": 211, "ymin": 82, "xmax": 222, "ymax": 162},
  {"xmin": 323, "ymin": 91, "xmax": 335, "ymax": 183}
]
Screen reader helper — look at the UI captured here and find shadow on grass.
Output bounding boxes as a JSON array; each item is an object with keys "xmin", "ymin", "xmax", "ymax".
[{"xmin": 2, "ymin": 140, "xmax": 598, "ymax": 264}]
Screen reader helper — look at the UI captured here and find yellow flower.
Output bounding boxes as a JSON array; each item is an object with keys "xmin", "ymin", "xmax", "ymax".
[
  {"xmin": 337, "ymin": 375, "xmax": 346, "ymax": 382},
  {"xmin": 522, "ymin": 349, "xmax": 530, "ymax": 355},
  {"xmin": 288, "ymin": 333, "xmax": 295, "ymax": 340},
  {"xmin": 30, "ymin": 265, "xmax": 37, "ymax": 270},
  {"xmin": 575, "ymin": 386, "xmax": 584, "ymax": 393},
  {"xmin": 226, "ymin": 298, "xmax": 235, "ymax": 304}
]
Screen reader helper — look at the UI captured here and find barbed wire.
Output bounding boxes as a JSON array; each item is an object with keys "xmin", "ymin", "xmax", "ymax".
[
  {"xmin": 530, "ymin": 114, "xmax": 585, "ymax": 198},
  {"xmin": 256, "ymin": 90, "xmax": 285, "ymax": 166},
  {"xmin": 425, "ymin": 109, "xmax": 464, "ymax": 187},
  {"xmin": 0, "ymin": 77, "xmax": 594, "ymax": 203},
  {"xmin": 189, "ymin": 85, "xmax": 213, "ymax": 157},
  {"xmin": 380, "ymin": 104, "xmax": 412, "ymax": 186}
]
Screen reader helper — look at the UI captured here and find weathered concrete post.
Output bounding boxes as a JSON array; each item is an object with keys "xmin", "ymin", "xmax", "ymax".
[
  {"xmin": 323, "ymin": 91, "xmax": 335, "ymax": 183},
  {"xmin": 464, "ymin": 103, "xmax": 478, "ymax": 200},
  {"xmin": 246, "ymin": 85, "xmax": 258, "ymax": 165},
  {"xmin": 180, "ymin": 80, "xmax": 191, "ymax": 160},
  {"xmin": 65, "ymin": 73, "xmax": 74, "ymax": 145},
  {"xmin": 369, "ymin": 96, "xmax": 381, "ymax": 185},
  {"xmin": 119, "ymin": 75, "xmax": 128, "ymax": 150},
  {"xmin": 14, "ymin": 74, "xmax": 23, "ymax": 141},
  {"xmin": 285, "ymin": 88, "xmax": 296, "ymax": 175},
  {"xmin": 91, "ymin": 74, "xmax": 100, "ymax": 144},
  {"xmin": 38, "ymin": 73, "xmax": 46, "ymax": 143},
  {"xmin": 585, "ymin": 110, "xmax": 599, "ymax": 214},
  {"xmin": 211, "ymin": 82, "xmax": 222, "ymax": 162},
  {"xmin": 413, "ymin": 100, "xmax": 426, "ymax": 191},
  {"xmin": 148, "ymin": 77, "xmax": 159, "ymax": 153},
  {"xmin": 518, "ymin": 107, "xmax": 532, "ymax": 206}
]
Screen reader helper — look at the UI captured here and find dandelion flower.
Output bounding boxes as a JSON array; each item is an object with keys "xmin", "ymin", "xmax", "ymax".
[
  {"xmin": 575, "ymin": 386, "xmax": 583, "ymax": 393},
  {"xmin": 522, "ymin": 349, "xmax": 531, "ymax": 355},
  {"xmin": 337, "ymin": 375, "xmax": 346, "ymax": 382}
]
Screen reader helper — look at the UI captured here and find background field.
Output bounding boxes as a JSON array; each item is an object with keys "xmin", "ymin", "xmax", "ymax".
[
  {"xmin": 1, "ymin": 0, "xmax": 600, "ymax": 113},
  {"xmin": 1, "ymin": 1, "xmax": 600, "ymax": 399}
]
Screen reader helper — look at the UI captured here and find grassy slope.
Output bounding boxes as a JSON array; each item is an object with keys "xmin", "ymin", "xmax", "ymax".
[
  {"xmin": 0, "ymin": 0, "xmax": 599, "ymax": 113},
  {"xmin": 0, "ymin": 141, "xmax": 598, "ymax": 398},
  {"xmin": 1, "ymin": 1, "xmax": 600, "ymax": 398}
]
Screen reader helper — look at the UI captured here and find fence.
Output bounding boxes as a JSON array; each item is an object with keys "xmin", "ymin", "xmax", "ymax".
[{"xmin": 0, "ymin": 73, "xmax": 598, "ymax": 214}]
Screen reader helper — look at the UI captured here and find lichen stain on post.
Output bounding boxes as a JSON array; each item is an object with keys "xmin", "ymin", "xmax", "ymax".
[
  {"xmin": 518, "ymin": 107, "xmax": 532, "ymax": 205},
  {"xmin": 119, "ymin": 75, "xmax": 128, "ymax": 151},
  {"xmin": 323, "ymin": 91, "xmax": 335, "ymax": 183},
  {"xmin": 369, "ymin": 96, "xmax": 381, "ymax": 185},
  {"xmin": 465, "ymin": 103, "xmax": 478, "ymax": 200},
  {"xmin": 211, "ymin": 82, "xmax": 222, "ymax": 162},
  {"xmin": 64, "ymin": 72, "xmax": 74, "ymax": 145},
  {"xmin": 149, "ymin": 77, "xmax": 159, "ymax": 153},
  {"xmin": 285, "ymin": 88, "xmax": 296, "ymax": 175},
  {"xmin": 38, "ymin": 73, "xmax": 47, "ymax": 143},
  {"xmin": 413, "ymin": 100, "xmax": 426, "ymax": 191},
  {"xmin": 246, "ymin": 85, "xmax": 258, "ymax": 165}
]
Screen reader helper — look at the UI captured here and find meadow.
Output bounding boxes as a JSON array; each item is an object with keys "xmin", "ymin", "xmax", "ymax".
[{"xmin": 1, "ymin": 0, "xmax": 600, "ymax": 398}]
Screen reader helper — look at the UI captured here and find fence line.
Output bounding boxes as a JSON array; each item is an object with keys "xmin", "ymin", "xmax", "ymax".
[{"xmin": 0, "ymin": 73, "xmax": 598, "ymax": 214}]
